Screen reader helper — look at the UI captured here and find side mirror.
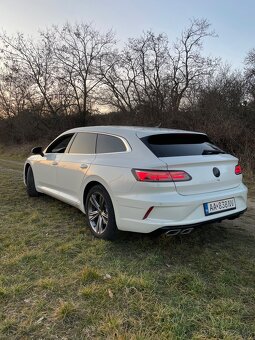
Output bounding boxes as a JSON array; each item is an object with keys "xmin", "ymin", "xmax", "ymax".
[{"xmin": 31, "ymin": 146, "xmax": 44, "ymax": 157}]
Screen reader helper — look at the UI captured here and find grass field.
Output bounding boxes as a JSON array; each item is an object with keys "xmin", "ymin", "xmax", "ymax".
[{"xmin": 0, "ymin": 157, "xmax": 254, "ymax": 339}]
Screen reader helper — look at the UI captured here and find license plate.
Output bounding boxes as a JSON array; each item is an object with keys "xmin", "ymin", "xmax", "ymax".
[{"xmin": 203, "ymin": 198, "xmax": 236, "ymax": 216}]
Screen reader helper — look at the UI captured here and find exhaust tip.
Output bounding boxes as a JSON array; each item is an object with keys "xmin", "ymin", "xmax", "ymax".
[
  {"xmin": 165, "ymin": 229, "xmax": 181, "ymax": 236},
  {"xmin": 180, "ymin": 227, "xmax": 194, "ymax": 235},
  {"xmin": 165, "ymin": 227, "xmax": 194, "ymax": 237}
]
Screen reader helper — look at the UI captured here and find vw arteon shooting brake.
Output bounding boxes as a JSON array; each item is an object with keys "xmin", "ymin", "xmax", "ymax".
[{"xmin": 24, "ymin": 126, "xmax": 247, "ymax": 240}]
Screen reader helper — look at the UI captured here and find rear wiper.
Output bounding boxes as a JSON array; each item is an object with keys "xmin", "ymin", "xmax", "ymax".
[{"xmin": 202, "ymin": 149, "xmax": 225, "ymax": 155}]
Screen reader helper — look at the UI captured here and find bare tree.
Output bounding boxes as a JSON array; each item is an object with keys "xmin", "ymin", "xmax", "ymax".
[
  {"xmin": 168, "ymin": 18, "xmax": 219, "ymax": 112},
  {"xmin": 0, "ymin": 19, "xmax": 227, "ymax": 121},
  {"xmin": 195, "ymin": 64, "xmax": 245, "ymax": 116},
  {"xmin": 102, "ymin": 19, "xmax": 218, "ymax": 115},
  {"xmin": 51, "ymin": 23, "xmax": 115, "ymax": 121},
  {"xmin": 244, "ymin": 49, "xmax": 255, "ymax": 104},
  {"xmin": 0, "ymin": 56, "xmax": 39, "ymax": 118},
  {"xmin": 101, "ymin": 30, "xmax": 170, "ymax": 116},
  {"xmin": 100, "ymin": 49, "xmax": 140, "ymax": 112},
  {"xmin": 0, "ymin": 30, "xmax": 58, "ymax": 116}
]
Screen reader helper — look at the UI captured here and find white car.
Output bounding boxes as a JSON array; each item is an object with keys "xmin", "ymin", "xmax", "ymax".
[{"xmin": 24, "ymin": 126, "xmax": 247, "ymax": 240}]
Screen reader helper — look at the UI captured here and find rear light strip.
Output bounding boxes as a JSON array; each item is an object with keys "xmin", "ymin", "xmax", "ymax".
[{"xmin": 132, "ymin": 169, "xmax": 192, "ymax": 182}]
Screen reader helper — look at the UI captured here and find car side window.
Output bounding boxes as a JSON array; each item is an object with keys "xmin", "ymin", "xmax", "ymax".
[
  {"xmin": 68, "ymin": 133, "xmax": 97, "ymax": 154},
  {"xmin": 96, "ymin": 134, "xmax": 127, "ymax": 153},
  {"xmin": 46, "ymin": 134, "xmax": 74, "ymax": 154}
]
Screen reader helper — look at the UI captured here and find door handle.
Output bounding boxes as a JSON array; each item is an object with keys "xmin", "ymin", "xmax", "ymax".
[
  {"xmin": 52, "ymin": 161, "xmax": 58, "ymax": 166},
  {"xmin": 80, "ymin": 163, "xmax": 88, "ymax": 169}
]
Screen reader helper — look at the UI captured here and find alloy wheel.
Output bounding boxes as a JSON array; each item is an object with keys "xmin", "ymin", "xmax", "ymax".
[{"xmin": 87, "ymin": 192, "xmax": 109, "ymax": 234}]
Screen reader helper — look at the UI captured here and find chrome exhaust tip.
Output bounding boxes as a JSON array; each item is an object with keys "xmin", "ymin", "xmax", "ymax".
[
  {"xmin": 180, "ymin": 227, "xmax": 194, "ymax": 235},
  {"xmin": 165, "ymin": 227, "xmax": 194, "ymax": 237},
  {"xmin": 165, "ymin": 229, "xmax": 181, "ymax": 236}
]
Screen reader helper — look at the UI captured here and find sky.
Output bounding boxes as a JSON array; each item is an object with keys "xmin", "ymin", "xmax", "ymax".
[{"xmin": 0, "ymin": 0, "xmax": 254, "ymax": 69}]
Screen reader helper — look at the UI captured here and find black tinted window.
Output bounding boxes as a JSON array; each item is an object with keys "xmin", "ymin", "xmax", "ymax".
[
  {"xmin": 47, "ymin": 134, "xmax": 74, "ymax": 153},
  {"xmin": 141, "ymin": 133, "xmax": 225, "ymax": 157},
  {"xmin": 96, "ymin": 134, "xmax": 127, "ymax": 153},
  {"xmin": 69, "ymin": 133, "xmax": 97, "ymax": 154}
]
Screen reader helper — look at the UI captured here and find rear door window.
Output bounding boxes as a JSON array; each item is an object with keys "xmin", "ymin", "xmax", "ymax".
[
  {"xmin": 141, "ymin": 133, "xmax": 225, "ymax": 157},
  {"xmin": 69, "ymin": 133, "xmax": 97, "ymax": 154},
  {"xmin": 96, "ymin": 134, "xmax": 127, "ymax": 153}
]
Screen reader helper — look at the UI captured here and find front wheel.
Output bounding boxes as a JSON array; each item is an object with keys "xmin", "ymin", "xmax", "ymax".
[
  {"xmin": 26, "ymin": 166, "xmax": 40, "ymax": 197},
  {"xmin": 85, "ymin": 185, "xmax": 118, "ymax": 240}
]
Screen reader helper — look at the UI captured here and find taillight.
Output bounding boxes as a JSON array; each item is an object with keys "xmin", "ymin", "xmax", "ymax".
[
  {"xmin": 235, "ymin": 164, "xmax": 242, "ymax": 175},
  {"xmin": 132, "ymin": 169, "xmax": 192, "ymax": 182}
]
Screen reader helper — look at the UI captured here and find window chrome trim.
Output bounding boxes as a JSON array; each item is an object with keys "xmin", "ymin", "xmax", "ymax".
[{"xmin": 66, "ymin": 131, "xmax": 132, "ymax": 155}]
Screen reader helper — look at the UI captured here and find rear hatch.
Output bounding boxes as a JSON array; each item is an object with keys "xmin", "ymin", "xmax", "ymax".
[{"xmin": 139, "ymin": 132, "xmax": 241, "ymax": 196}]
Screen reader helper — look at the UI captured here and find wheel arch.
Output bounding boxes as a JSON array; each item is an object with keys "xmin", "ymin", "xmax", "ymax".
[
  {"xmin": 83, "ymin": 180, "xmax": 103, "ymax": 207},
  {"xmin": 82, "ymin": 179, "xmax": 118, "ymax": 220}
]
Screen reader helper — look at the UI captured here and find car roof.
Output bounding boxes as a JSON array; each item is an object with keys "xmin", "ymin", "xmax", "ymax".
[{"xmin": 64, "ymin": 125, "xmax": 205, "ymax": 139}]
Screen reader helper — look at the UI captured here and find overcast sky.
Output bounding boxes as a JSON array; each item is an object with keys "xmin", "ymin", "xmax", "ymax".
[{"xmin": 0, "ymin": 0, "xmax": 254, "ymax": 69}]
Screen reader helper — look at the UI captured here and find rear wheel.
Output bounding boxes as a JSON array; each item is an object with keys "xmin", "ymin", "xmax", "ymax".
[
  {"xmin": 26, "ymin": 166, "xmax": 40, "ymax": 197},
  {"xmin": 85, "ymin": 185, "xmax": 118, "ymax": 240}
]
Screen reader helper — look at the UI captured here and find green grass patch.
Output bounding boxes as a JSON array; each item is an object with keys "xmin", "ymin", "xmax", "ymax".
[{"xmin": 0, "ymin": 157, "xmax": 254, "ymax": 339}]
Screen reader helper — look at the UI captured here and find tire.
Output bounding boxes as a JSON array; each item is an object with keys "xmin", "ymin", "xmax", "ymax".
[
  {"xmin": 85, "ymin": 185, "xmax": 118, "ymax": 240},
  {"xmin": 26, "ymin": 166, "xmax": 40, "ymax": 197}
]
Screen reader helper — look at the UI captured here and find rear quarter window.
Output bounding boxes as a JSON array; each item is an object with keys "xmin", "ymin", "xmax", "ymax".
[
  {"xmin": 141, "ymin": 133, "xmax": 225, "ymax": 157},
  {"xmin": 96, "ymin": 134, "xmax": 127, "ymax": 153}
]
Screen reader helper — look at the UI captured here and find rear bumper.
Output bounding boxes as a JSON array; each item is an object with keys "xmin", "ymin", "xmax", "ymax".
[
  {"xmin": 116, "ymin": 183, "xmax": 248, "ymax": 233},
  {"xmin": 160, "ymin": 208, "xmax": 247, "ymax": 232}
]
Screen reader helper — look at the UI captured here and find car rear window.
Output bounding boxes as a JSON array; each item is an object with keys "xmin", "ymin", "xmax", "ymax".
[{"xmin": 141, "ymin": 133, "xmax": 225, "ymax": 157}]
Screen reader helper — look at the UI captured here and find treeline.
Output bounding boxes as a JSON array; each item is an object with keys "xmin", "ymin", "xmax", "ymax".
[{"xmin": 0, "ymin": 19, "xmax": 254, "ymax": 171}]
